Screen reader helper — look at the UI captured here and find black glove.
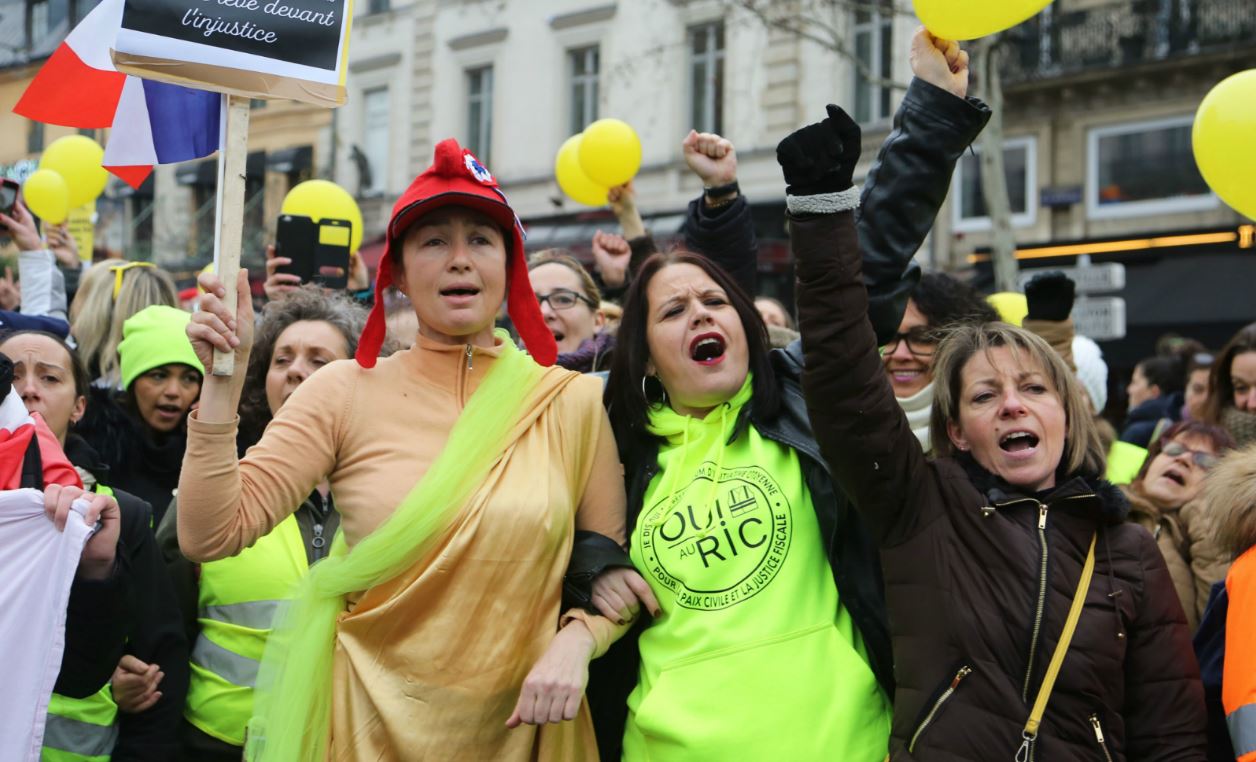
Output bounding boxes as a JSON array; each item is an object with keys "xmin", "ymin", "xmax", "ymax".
[
  {"xmin": 1024, "ymin": 271, "xmax": 1076, "ymax": 322},
  {"xmin": 776, "ymin": 104, "xmax": 862, "ymax": 196}
]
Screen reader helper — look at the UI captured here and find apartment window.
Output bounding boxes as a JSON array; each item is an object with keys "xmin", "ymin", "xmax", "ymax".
[
  {"xmin": 366, "ymin": 0, "xmax": 389, "ymax": 13},
  {"xmin": 28, "ymin": 121, "xmax": 44, "ymax": 154},
  {"xmin": 853, "ymin": 3, "xmax": 893, "ymax": 124},
  {"xmin": 361, "ymin": 87, "xmax": 389, "ymax": 194},
  {"xmin": 569, "ymin": 46, "xmax": 600, "ymax": 135},
  {"xmin": 688, "ymin": 22, "xmax": 724, "ymax": 134},
  {"xmin": 466, "ymin": 66, "xmax": 493, "ymax": 165},
  {"xmin": 1087, "ymin": 116, "xmax": 1216, "ymax": 219},
  {"xmin": 27, "ymin": 0, "xmax": 69, "ymax": 50},
  {"xmin": 952, "ymin": 137, "xmax": 1037, "ymax": 232}
]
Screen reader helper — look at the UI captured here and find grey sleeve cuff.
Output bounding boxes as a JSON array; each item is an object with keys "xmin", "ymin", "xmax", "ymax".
[{"xmin": 786, "ymin": 186, "xmax": 861, "ymax": 215}]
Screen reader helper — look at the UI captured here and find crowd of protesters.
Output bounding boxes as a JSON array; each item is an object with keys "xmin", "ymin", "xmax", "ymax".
[{"xmin": 4, "ymin": 26, "xmax": 1256, "ymax": 762}]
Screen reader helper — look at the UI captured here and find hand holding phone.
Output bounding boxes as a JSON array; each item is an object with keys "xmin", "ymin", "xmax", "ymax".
[
  {"xmin": 0, "ymin": 179, "xmax": 18, "ymax": 218},
  {"xmin": 274, "ymin": 214, "xmax": 352, "ymax": 289}
]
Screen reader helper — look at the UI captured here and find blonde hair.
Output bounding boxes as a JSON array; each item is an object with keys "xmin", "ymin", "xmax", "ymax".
[
  {"xmin": 929, "ymin": 321, "xmax": 1106, "ymax": 477},
  {"xmin": 70, "ymin": 260, "xmax": 178, "ymax": 384},
  {"xmin": 1208, "ymin": 443, "xmax": 1256, "ymax": 558}
]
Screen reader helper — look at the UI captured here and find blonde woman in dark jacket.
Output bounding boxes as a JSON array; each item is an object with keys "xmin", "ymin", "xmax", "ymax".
[{"xmin": 789, "ymin": 106, "xmax": 1206, "ymax": 760}]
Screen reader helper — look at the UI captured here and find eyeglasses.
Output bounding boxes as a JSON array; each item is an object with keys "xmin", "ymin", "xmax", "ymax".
[
  {"xmin": 1160, "ymin": 441, "xmax": 1220, "ymax": 471},
  {"xmin": 880, "ymin": 327, "xmax": 938, "ymax": 358},
  {"xmin": 537, "ymin": 288, "xmax": 596, "ymax": 311},
  {"xmin": 109, "ymin": 261, "xmax": 156, "ymax": 300}
]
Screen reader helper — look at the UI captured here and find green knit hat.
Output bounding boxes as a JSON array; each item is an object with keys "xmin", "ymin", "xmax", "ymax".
[{"xmin": 118, "ymin": 305, "xmax": 205, "ymax": 390}]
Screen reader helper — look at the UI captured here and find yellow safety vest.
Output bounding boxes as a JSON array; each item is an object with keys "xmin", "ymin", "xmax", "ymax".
[
  {"xmin": 185, "ymin": 515, "xmax": 309, "ymax": 746},
  {"xmin": 42, "ymin": 684, "xmax": 119, "ymax": 762},
  {"xmin": 1106, "ymin": 440, "xmax": 1149, "ymax": 485},
  {"xmin": 42, "ymin": 486, "xmax": 120, "ymax": 762}
]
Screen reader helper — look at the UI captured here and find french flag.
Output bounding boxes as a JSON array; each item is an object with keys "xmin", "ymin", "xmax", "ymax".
[{"xmin": 13, "ymin": 0, "xmax": 221, "ymax": 189}]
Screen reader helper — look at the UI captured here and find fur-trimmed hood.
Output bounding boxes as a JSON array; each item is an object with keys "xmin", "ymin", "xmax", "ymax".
[{"xmin": 1206, "ymin": 442, "xmax": 1256, "ymax": 557}]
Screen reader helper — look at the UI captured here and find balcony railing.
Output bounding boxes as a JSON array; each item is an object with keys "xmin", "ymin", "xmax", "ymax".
[{"xmin": 1004, "ymin": 0, "xmax": 1256, "ymax": 85}]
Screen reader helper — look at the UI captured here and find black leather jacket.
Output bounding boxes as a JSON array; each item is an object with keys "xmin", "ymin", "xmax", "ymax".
[{"xmin": 574, "ymin": 77, "xmax": 992, "ymax": 761}]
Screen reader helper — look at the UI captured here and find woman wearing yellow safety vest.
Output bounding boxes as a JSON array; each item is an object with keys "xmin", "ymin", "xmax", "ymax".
[
  {"xmin": 155, "ymin": 286, "xmax": 362, "ymax": 760},
  {"xmin": 180, "ymin": 140, "xmax": 626, "ymax": 760},
  {"xmin": 1, "ymin": 330, "xmax": 188, "ymax": 761}
]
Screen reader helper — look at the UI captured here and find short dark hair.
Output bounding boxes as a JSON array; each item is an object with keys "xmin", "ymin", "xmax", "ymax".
[
  {"xmin": 1134, "ymin": 419, "xmax": 1236, "ymax": 482},
  {"xmin": 605, "ymin": 249, "xmax": 780, "ymax": 447},
  {"xmin": 911, "ymin": 272, "xmax": 999, "ymax": 330},
  {"xmin": 1205, "ymin": 322, "xmax": 1256, "ymax": 425},
  {"xmin": 1135, "ymin": 354, "xmax": 1187, "ymax": 395},
  {"xmin": 0, "ymin": 330, "xmax": 91, "ymax": 398}
]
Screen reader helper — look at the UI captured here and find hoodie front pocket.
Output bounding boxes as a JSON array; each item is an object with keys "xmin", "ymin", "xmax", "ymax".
[
  {"xmin": 907, "ymin": 664, "xmax": 973, "ymax": 753},
  {"xmin": 626, "ymin": 623, "xmax": 888, "ymax": 762}
]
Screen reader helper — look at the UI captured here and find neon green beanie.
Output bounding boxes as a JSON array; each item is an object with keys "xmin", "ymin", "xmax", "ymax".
[{"xmin": 117, "ymin": 305, "xmax": 205, "ymax": 390}]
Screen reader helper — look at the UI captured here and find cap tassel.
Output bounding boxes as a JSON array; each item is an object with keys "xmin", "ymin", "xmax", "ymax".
[{"xmin": 355, "ymin": 247, "xmax": 393, "ymax": 368}]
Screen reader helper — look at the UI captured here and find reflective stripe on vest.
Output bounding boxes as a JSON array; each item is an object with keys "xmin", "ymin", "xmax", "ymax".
[
  {"xmin": 185, "ymin": 514, "xmax": 309, "ymax": 746},
  {"xmin": 43, "ymin": 684, "xmax": 119, "ymax": 761},
  {"xmin": 1228, "ymin": 702, "xmax": 1256, "ymax": 760}
]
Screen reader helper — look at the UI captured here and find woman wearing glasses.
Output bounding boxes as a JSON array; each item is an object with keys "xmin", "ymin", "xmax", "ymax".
[
  {"xmin": 1123, "ymin": 420, "xmax": 1236, "ymax": 630},
  {"xmin": 529, "ymin": 251, "xmax": 617, "ymax": 373},
  {"xmin": 881, "ymin": 272, "xmax": 997, "ymax": 452}
]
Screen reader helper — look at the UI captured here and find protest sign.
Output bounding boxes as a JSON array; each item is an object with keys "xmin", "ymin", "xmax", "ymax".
[{"xmin": 112, "ymin": 0, "xmax": 353, "ymax": 106}]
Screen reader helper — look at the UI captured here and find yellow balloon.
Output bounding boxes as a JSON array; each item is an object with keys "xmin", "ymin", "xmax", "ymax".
[
  {"xmin": 916, "ymin": 0, "xmax": 1053, "ymax": 41},
  {"xmin": 39, "ymin": 135, "xmax": 108, "ymax": 209},
  {"xmin": 555, "ymin": 135, "xmax": 609, "ymax": 207},
  {"xmin": 987, "ymin": 292, "xmax": 1028, "ymax": 326},
  {"xmin": 23, "ymin": 169, "xmax": 70, "ymax": 225},
  {"xmin": 281, "ymin": 180, "xmax": 364, "ymax": 253},
  {"xmin": 577, "ymin": 118, "xmax": 642, "ymax": 187},
  {"xmin": 1193, "ymin": 69, "xmax": 1256, "ymax": 221}
]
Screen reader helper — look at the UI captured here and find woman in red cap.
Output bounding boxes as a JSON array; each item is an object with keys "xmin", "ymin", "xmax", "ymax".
[{"xmin": 178, "ymin": 139, "xmax": 624, "ymax": 761}]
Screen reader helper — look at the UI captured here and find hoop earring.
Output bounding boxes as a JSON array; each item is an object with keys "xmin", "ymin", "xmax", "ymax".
[{"xmin": 642, "ymin": 374, "xmax": 667, "ymax": 405}]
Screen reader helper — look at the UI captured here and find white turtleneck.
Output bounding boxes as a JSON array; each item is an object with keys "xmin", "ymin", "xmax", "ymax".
[{"xmin": 897, "ymin": 381, "xmax": 934, "ymax": 454}]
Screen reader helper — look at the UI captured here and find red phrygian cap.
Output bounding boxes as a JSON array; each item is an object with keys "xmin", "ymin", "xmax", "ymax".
[{"xmin": 355, "ymin": 138, "xmax": 557, "ymax": 368}]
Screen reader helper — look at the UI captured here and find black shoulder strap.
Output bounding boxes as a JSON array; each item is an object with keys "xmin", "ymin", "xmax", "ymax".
[{"xmin": 20, "ymin": 433, "xmax": 43, "ymax": 490}]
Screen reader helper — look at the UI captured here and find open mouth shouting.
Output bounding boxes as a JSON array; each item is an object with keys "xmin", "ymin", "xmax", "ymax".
[
  {"xmin": 689, "ymin": 332, "xmax": 727, "ymax": 366},
  {"xmin": 439, "ymin": 282, "xmax": 481, "ymax": 306},
  {"xmin": 999, "ymin": 430, "xmax": 1040, "ymax": 457},
  {"xmin": 1160, "ymin": 466, "xmax": 1187, "ymax": 487}
]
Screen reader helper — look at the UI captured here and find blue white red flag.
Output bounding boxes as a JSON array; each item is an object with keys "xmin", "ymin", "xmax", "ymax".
[{"xmin": 13, "ymin": 0, "xmax": 222, "ymax": 188}]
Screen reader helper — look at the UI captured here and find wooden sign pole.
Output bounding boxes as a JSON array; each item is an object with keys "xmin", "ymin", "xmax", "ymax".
[{"xmin": 212, "ymin": 94, "xmax": 251, "ymax": 376}]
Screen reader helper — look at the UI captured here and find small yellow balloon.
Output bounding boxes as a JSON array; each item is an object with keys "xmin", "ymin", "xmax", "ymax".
[
  {"xmin": 577, "ymin": 118, "xmax": 642, "ymax": 187},
  {"xmin": 23, "ymin": 169, "xmax": 70, "ymax": 225},
  {"xmin": 987, "ymin": 292, "xmax": 1028, "ymax": 326},
  {"xmin": 281, "ymin": 180, "xmax": 364, "ymax": 253},
  {"xmin": 39, "ymin": 135, "xmax": 108, "ymax": 209},
  {"xmin": 555, "ymin": 135, "xmax": 609, "ymax": 207},
  {"xmin": 1193, "ymin": 69, "xmax": 1256, "ymax": 221},
  {"xmin": 916, "ymin": 0, "xmax": 1053, "ymax": 41}
]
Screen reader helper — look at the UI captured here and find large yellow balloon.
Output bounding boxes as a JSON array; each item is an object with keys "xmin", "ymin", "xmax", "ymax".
[
  {"xmin": 917, "ymin": 0, "xmax": 1053, "ymax": 41},
  {"xmin": 281, "ymin": 180, "xmax": 364, "ymax": 253},
  {"xmin": 23, "ymin": 169, "xmax": 70, "ymax": 225},
  {"xmin": 555, "ymin": 135, "xmax": 609, "ymax": 207},
  {"xmin": 1193, "ymin": 69, "xmax": 1256, "ymax": 221},
  {"xmin": 577, "ymin": 118, "xmax": 642, "ymax": 187},
  {"xmin": 39, "ymin": 135, "xmax": 108, "ymax": 209}
]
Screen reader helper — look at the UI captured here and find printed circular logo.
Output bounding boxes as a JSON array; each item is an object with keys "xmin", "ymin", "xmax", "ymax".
[
  {"xmin": 638, "ymin": 462, "xmax": 791, "ymax": 610},
  {"xmin": 464, "ymin": 154, "xmax": 494, "ymax": 184}
]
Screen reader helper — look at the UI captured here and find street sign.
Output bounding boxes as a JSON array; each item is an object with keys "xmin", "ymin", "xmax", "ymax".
[
  {"xmin": 1019, "ymin": 262, "xmax": 1125, "ymax": 294},
  {"xmin": 1072, "ymin": 296, "xmax": 1126, "ymax": 341}
]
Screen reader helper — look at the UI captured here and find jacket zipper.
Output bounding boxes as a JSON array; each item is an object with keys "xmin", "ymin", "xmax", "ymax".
[
  {"xmin": 1023, "ymin": 502, "xmax": 1050, "ymax": 701},
  {"xmin": 1089, "ymin": 715, "xmax": 1113, "ymax": 762},
  {"xmin": 908, "ymin": 665, "xmax": 971, "ymax": 753},
  {"xmin": 310, "ymin": 492, "xmax": 330, "ymax": 562}
]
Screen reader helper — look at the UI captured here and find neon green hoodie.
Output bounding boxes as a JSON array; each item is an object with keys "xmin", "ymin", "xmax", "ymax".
[{"xmin": 624, "ymin": 376, "xmax": 890, "ymax": 761}]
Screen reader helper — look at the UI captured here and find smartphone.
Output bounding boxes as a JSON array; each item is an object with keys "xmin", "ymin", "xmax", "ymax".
[
  {"xmin": 275, "ymin": 215, "xmax": 352, "ymax": 288},
  {"xmin": 0, "ymin": 179, "xmax": 18, "ymax": 217},
  {"xmin": 275, "ymin": 214, "xmax": 317, "ymax": 282},
  {"xmin": 313, "ymin": 218, "xmax": 352, "ymax": 289}
]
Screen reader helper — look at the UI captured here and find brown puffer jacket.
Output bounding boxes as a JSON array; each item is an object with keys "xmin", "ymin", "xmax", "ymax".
[
  {"xmin": 793, "ymin": 208, "xmax": 1206, "ymax": 761},
  {"xmin": 1123, "ymin": 485, "xmax": 1231, "ymax": 631}
]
